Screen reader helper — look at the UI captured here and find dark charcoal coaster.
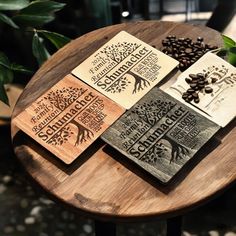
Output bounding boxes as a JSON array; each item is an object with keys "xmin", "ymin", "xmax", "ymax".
[{"xmin": 101, "ymin": 87, "xmax": 220, "ymax": 183}]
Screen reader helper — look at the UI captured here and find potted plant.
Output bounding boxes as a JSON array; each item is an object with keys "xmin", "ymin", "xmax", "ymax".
[{"xmin": 0, "ymin": 0, "xmax": 70, "ymax": 124}]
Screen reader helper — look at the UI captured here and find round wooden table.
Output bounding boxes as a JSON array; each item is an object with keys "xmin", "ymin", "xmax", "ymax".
[{"xmin": 11, "ymin": 21, "xmax": 236, "ymax": 235}]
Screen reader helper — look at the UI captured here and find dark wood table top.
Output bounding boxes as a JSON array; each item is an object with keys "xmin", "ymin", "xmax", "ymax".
[{"xmin": 11, "ymin": 21, "xmax": 236, "ymax": 222}]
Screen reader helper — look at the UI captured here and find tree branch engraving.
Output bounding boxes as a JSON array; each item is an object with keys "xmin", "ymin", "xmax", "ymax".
[
  {"xmin": 48, "ymin": 126, "xmax": 73, "ymax": 146},
  {"xmin": 101, "ymin": 42, "xmax": 140, "ymax": 63},
  {"xmin": 132, "ymin": 99, "xmax": 175, "ymax": 125},
  {"xmin": 45, "ymin": 87, "xmax": 84, "ymax": 111}
]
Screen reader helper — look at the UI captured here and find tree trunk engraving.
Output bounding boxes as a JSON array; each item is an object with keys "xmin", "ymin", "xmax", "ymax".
[
  {"xmin": 125, "ymin": 71, "xmax": 150, "ymax": 94},
  {"xmin": 163, "ymin": 135, "xmax": 189, "ymax": 163},
  {"xmin": 140, "ymin": 136, "xmax": 189, "ymax": 165},
  {"xmin": 70, "ymin": 119, "xmax": 94, "ymax": 145}
]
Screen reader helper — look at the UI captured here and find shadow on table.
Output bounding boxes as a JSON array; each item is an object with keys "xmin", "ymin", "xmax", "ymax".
[
  {"xmin": 12, "ymin": 118, "xmax": 235, "ymax": 194},
  {"xmin": 12, "ymin": 130, "xmax": 104, "ymax": 175},
  {"xmin": 102, "ymin": 135, "xmax": 221, "ymax": 195}
]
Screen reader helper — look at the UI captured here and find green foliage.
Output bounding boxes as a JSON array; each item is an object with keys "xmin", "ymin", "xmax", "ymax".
[
  {"xmin": 38, "ymin": 30, "xmax": 71, "ymax": 49},
  {"xmin": 222, "ymin": 34, "xmax": 236, "ymax": 66},
  {"xmin": 0, "ymin": 79, "xmax": 9, "ymax": 105},
  {"xmin": 0, "ymin": 0, "xmax": 70, "ymax": 105},
  {"xmin": 13, "ymin": 0, "xmax": 66, "ymax": 27},
  {"xmin": 32, "ymin": 31, "xmax": 50, "ymax": 65},
  {"xmin": 0, "ymin": 13, "xmax": 19, "ymax": 28},
  {"xmin": 0, "ymin": 52, "xmax": 14, "ymax": 84},
  {"xmin": 0, "ymin": 0, "xmax": 29, "ymax": 11}
]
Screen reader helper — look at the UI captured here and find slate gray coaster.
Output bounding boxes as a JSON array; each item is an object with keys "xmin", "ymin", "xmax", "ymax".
[{"xmin": 101, "ymin": 87, "xmax": 220, "ymax": 183}]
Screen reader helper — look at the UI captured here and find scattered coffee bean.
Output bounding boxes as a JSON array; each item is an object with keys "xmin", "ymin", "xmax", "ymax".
[
  {"xmin": 205, "ymin": 87, "xmax": 213, "ymax": 93},
  {"xmin": 161, "ymin": 36, "xmax": 218, "ymax": 71},
  {"xmin": 181, "ymin": 72, "xmax": 216, "ymax": 103},
  {"xmin": 189, "ymin": 74, "xmax": 198, "ymax": 80},
  {"xmin": 187, "ymin": 88, "xmax": 195, "ymax": 93},
  {"xmin": 185, "ymin": 78, "xmax": 192, "ymax": 83},
  {"xmin": 190, "ymin": 83, "xmax": 197, "ymax": 89}
]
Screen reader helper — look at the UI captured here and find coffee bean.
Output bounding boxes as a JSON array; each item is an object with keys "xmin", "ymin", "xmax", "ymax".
[
  {"xmin": 192, "ymin": 92, "xmax": 199, "ymax": 98},
  {"xmin": 198, "ymin": 80, "xmax": 205, "ymax": 85},
  {"xmin": 188, "ymin": 95, "xmax": 193, "ymax": 101},
  {"xmin": 182, "ymin": 93, "xmax": 188, "ymax": 99},
  {"xmin": 187, "ymin": 88, "xmax": 195, "ymax": 93},
  {"xmin": 185, "ymin": 78, "xmax": 192, "ymax": 83},
  {"xmin": 161, "ymin": 36, "xmax": 218, "ymax": 71},
  {"xmin": 205, "ymin": 87, "xmax": 213, "ymax": 93},
  {"xmin": 190, "ymin": 83, "xmax": 197, "ymax": 89},
  {"xmin": 189, "ymin": 53, "xmax": 195, "ymax": 58},
  {"xmin": 162, "ymin": 40, "xmax": 169, "ymax": 46},
  {"xmin": 189, "ymin": 74, "xmax": 198, "ymax": 79},
  {"xmin": 185, "ymin": 48, "xmax": 192, "ymax": 54},
  {"xmin": 196, "ymin": 73, "xmax": 205, "ymax": 78},
  {"xmin": 174, "ymin": 53, "xmax": 179, "ymax": 58},
  {"xmin": 194, "ymin": 98, "xmax": 200, "ymax": 103},
  {"xmin": 191, "ymin": 79, "xmax": 198, "ymax": 84},
  {"xmin": 179, "ymin": 63, "xmax": 185, "ymax": 69}
]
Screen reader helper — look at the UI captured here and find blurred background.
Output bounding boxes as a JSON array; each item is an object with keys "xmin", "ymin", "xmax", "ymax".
[{"xmin": 0, "ymin": 0, "xmax": 236, "ymax": 235}]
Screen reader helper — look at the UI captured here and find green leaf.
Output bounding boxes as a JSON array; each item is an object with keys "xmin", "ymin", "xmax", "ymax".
[
  {"xmin": 0, "ymin": 13, "xmax": 19, "ymax": 29},
  {"xmin": 0, "ymin": 0, "xmax": 29, "ymax": 11},
  {"xmin": 13, "ymin": 1, "xmax": 66, "ymax": 27},
  {"xmin": 13, "ymin": 14, "xmax": 54, "ymax": 27},
  {"xmin": 0, "ymin": 79, "xmax": 9, "ymax": 105},
  {"xmin": 0, "ymin": 64, "xmax": 13, "ymax": 84},
  {"xmin": 11, "ymin": 63, "xmax": 34, "ymax": 75},
  {"xmin": 20, "ymin": 0, "xmax": 66, "ymax": 15},
  {"xmin": 0, "ymin": 52, "xmax": 14, "ymax": 83},
  {"xmin": 32, "ymin": 32, "xmax": 50, "ymax": 66},
  {"xmin": 38, "ymin": 30, "xmax": 70, "ymax": 49},
  {"xmin": 217, "ymin": 48, "xmax": 228, "ymax": 57},
  {"xmin": 0, "ymin": 51, "xmax": 11, "ymax": 68},
  {"xmin": 222, "ymin": 34, "xmax": 236, "ymax": 49},
  {"xmin": 228, "ymin": 52, "xmax": 236, "ymax": 66},
  {"xmin": 229, "ymin": 47, "xmax": 236, "ymax": 54}
]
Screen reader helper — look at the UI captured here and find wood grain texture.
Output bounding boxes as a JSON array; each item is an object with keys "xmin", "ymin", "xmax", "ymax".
[
  {"xmin": 101, "ymin": 87, "xmax": 220, "ymax": 183},
  {"xmin": 11, "ymin": 21, "xmax": 236, "ymax": 222},
  {"xmin": 72, "ymin": 30, "xmax": 178, "ymax": 109},
  {"xmin": 12, "ymin": 74, "xmax": 125, "ymax": 164}
]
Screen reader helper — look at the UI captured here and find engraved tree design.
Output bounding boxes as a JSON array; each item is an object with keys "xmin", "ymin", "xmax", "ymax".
[
  {"xmin": 140, "ymin": 143, "xmax": 167, "ymax": 163},
  {"xmin": 140, "ymin": 136, "xmax": 189, "ymax": 165},
  {"xmin": 45, "ymin": 87, "xmax": 84, "ymax": 111},
  {"xmin": 45, "ymin": 86, "xmax": 94, "ymax": 146},
  {"xmin": 162, "ymin": 135, "xmax": 189, "ymax": 163},
  {"xmin": 107, "ymin": 71, "xmax": 150, "ymax": 94},
  {"xmin": 48, "ymin": 126, "xmax": 73, "ymax": 146},
  {"xmin": 101, "ymin": 42, "xmax": 140, "ymax": 63},
  {"xmin": 48, "ymin": 119, "xmax": 94, "ymax": 146},
  {"xmin": 106, "ymin": 76, "xmax": 131, "ymax": 93},
  {"xmin": 125, "ymin": 71, "xmax": 150, "ymax": 93},
  {"xmin": 70, "ymin": 120, "xmax": 94, "ymax": 145},
  {"xmin": 132, "ymin": 99, "xmax": 175, "ymax": 125}
]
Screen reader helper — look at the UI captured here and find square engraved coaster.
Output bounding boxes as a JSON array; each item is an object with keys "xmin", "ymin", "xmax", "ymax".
[
  {"xmin": 165, "ymin": 52, "xmax": 236, "ymax": 127},
  {"xmin": 72, "ymin": 31, "xmax": 179, "ymax": 109},
  {"xmin": 13, "ymin": 74, "xmax": 125, "ymax": 164},
  {"xmin": 101, "ymin": 88, "xmax": 220, "ymax": 183}
]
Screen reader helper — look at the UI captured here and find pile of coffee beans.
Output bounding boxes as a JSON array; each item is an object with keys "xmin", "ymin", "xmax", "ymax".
[
  {"xmin": 161, "ymin": 35, "xmax": 218, "ymax": 71},
  {"xmin": 182, "ymin": 73, "xmax": 214, "ymax": 103}
]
